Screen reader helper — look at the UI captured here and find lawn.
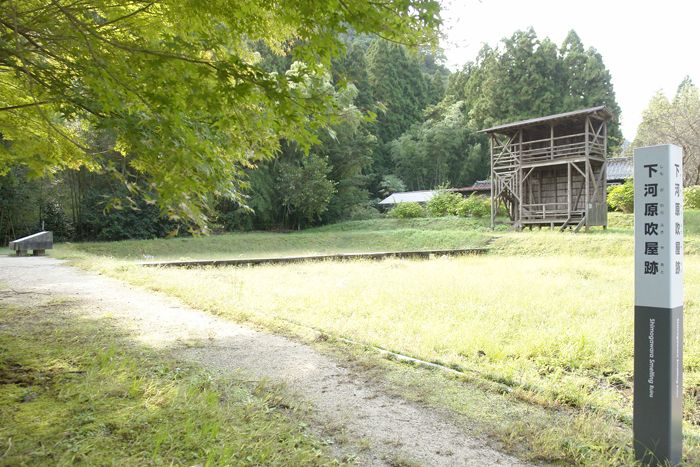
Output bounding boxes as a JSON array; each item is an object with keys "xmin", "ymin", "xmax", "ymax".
[
  {"xmin": 48, "ymin": 217, "xmax": 494, "ymax": 261},
  {"xmin": 23, "ymin": 211, "xmax": 700, "ymax": 465}
]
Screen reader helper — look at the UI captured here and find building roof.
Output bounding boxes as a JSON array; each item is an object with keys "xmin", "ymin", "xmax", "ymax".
[
  {"xmin": 607, "ymin": 155, "xmax": 633, "ymax": 181},
  {"xmin": 478, "ymin": 106, "xmax": 616, "ymax": 135},
  {"xmin": 450, "ymin": 180, "xmax": 491, "ymax": 193},
  {"xmin": 378, "ymin": 190, "xmax": 436, "ymax": 205}
]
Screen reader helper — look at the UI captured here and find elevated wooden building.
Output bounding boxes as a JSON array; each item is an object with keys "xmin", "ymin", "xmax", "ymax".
[{"xmin": 480, "ymin": 106, "xmax": 615, "ymax": 232}]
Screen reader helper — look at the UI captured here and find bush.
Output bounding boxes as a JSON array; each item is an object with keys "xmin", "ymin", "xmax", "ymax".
[
  {"xmin": 684, "ymin": 185, "xmax": 700, "ymax": 210},
  {"xmin": 607, "ymin": 179, "xmax": 634, "ymax": 213},
  {"xmin": 388, "ymin": 202, "xmax": 424, "ymax": 219},
  {"xmin": 79, "ymin": 188, "xmax": 182, "ymax": 241},
  {"xmin": 350, "ymin": 204, "xmax": 380, "ymax": 221},
  {"xmin": 456, "ymin": 194, "xmax": 490, "ymax": 217},
  {"xmin": 425, "ymin": 191, "xmax": 462, "ymax": 217}
]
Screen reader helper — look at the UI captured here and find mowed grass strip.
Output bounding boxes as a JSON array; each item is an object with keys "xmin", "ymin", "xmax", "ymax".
[
  {"xmin": 0, "ymin": 302, "xmax": 341, "ymax": 467},
  {"xmin": 52, "ymin": 217, "xmax": 493, "ymax": 261}
]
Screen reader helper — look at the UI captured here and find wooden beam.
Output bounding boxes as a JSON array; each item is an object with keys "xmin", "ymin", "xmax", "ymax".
[
  {"xmin": 568, "ymin": 162, "xmax": 572, "ymax": 216},
  {"xmin": 491, "ymin": 134, "xmax": 495, "ymax": 231},
  {"xmin": 550, "ymin": 123, "xmax": 554, "ymax": 159},
  {"xmin": 585, "ymin": 120, "xmax": 590, "ymax": 232},
  {"xmin": 518, "ymin": 130, "xmax": 523, "ymax": 229}
]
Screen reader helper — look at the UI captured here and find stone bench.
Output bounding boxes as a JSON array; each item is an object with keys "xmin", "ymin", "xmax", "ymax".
[{"xmin": 9, "ymin": 231, "xmax": 53, "ymax": 256}]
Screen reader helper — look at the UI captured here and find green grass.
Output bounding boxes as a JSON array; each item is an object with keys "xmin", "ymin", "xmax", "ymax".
[
  {"xmin": 0, "ymin": 301, "xmax": 341, "ymax": 466},
  {"xmin": 12, "ymin": 211, "xmax": 700, "ymax": 466},
  {"xmin": 43, "ymin": 217, "xmax": 493, "ymax": 261}
]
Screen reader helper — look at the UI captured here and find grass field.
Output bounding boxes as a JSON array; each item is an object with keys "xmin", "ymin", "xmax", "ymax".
[
  {"xmin": 8, "ymin": 211, "xmax": 700, "ymax": 466},
  {"xmin": 0, "ymin": 302, "xmax": 340, "ymax": 467},
  {"xmin": 52, "ymin": 217, "xmax": 494, "ymax": 261}
]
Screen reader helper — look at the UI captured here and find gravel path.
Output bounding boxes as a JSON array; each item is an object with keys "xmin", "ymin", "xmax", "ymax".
[{"xmin": 0, "ymin": 255, "xmax": 534, "ymax": 467}]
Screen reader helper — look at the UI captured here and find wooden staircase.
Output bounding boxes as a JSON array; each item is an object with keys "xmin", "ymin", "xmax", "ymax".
[{"xmin": 559, "ymin": 211, "xmax": 586, "ymax": 233}]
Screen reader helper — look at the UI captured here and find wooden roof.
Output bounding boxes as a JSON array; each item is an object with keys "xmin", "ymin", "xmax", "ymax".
[{"xmin": 478, "ymin": 106, "xmax": 615, "ymax": 135}]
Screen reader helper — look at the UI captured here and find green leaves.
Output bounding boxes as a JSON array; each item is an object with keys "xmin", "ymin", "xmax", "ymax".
[
  {"xmin": 0, "ymin": 0, "xmax": 442, "ymax": 231},
  {"xmin": 277, "ymin": 154, "xmax": 337, "ymax": 226}
]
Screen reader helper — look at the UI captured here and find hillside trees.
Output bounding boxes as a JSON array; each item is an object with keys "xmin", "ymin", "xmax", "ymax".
[
  {"xmin": 0, "ymin": 0, "xmax": 442, "ymax": 232},
  {"xmin": 390, "ymin": 102, "xmax": 489, "ymax": 190},
  {"xmin": 633, "ymin": 78, "xmax": 700, "ymax": 185},
  {"xmin": 0, "ymin": 6, "xmax": 629, "ymax": 237},
  {"xmin": 216, "ymin": 75, "xmax": 377, "ymax": 230},
  {"xmin": 445, "ymin": 28, "xmax": 622, "ymax": 152},
  {"xmin": 365, "ymin": 39, "xmax": 432, "ymax": 171}
]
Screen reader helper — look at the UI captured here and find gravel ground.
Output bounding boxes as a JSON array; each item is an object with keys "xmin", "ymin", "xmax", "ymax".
[{"xmin": 0, "ymin": 255, "xmax": 534, "ymax": 467}]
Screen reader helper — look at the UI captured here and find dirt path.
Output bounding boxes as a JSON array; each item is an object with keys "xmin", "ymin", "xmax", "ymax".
[{"xmin": 0, "ymin": 256, "xmax": 534, "ymax": 467}]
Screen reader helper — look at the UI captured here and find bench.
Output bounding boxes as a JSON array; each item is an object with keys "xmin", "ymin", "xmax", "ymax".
[{"xmin": 9, "ymin": 231, "xmax": 53, "ymax": 256}]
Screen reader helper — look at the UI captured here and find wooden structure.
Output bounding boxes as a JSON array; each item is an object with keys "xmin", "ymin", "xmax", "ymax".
[
  {"xmin": 9, "ymin": 231, "xmax": 53, "ymax": 256},
  {"xmin": 480, "ymin": 106, "xmax": 615, "ymax": 232}
]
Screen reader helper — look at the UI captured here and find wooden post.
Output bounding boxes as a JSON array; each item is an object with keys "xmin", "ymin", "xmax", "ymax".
[
  {"xmin": 568, "ymin": 162, "xmax": 572, "ymax": 218},
  {"xmin": 550, "ymin": 122, "xmax": 554, "ymax": 159},
  {"xmin": 518, "ymin": 130, "xmax": 523, "ymax": 231},
  {"xmin": 491, "ymin": 134, "xmax": 495, "ymax": 231},
  {"xmin": 584, "ymin": 117, "xmax": 591, "ymax": 232},
  {"xmin": 603, "ymin": 121, "xmax": 608, "ymax": 229}
]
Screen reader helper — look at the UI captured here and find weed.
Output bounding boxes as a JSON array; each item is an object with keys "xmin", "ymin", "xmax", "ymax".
[{"xmin": 384, "ymin": 453, "xmax": 422, "ymax": 467}]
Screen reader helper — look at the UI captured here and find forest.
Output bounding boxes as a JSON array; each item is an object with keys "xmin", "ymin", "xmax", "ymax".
[{"xmin": 0, "ymin": 5, "xmax": 636, "ymax": 243}]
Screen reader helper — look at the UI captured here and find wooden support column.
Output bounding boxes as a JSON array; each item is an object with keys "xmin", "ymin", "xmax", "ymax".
[
  {"xmin": 585, "ymin": 117, "xmax": 591, "ymax": 232},
  {"xmin": 603, "ymin": 121, "xmax": 608, "ymax": 229},
  {"xmin": 491, "ymin": 134, "xmax": 495, "ymax": 231},
  {"xmin": 550, "ymin": 123, "xmax": 554, "ymax": 159},
  {"xmin": 585, "ymin": 116, "xmax": 590, "ymax": 156},
  {"xmin": 568, "ymin": 162, "xmax": 572, "ymax": 217},
  {"xmin": 518, "ymin": 130, "xmax": 523, "ymax": 231}
]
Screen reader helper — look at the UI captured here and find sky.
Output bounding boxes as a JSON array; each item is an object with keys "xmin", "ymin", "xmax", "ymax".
[{"xmin": 439, "ymin": 0, "xmax": 700, "ymax": 142}]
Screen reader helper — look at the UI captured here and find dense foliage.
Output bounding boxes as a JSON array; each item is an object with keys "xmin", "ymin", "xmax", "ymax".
[
  {"xmin": 0, "ymin": 0, "xmax": 442, "ymax": 233},
  {"xmin": 456, "ymin": 195, "xmax": 490, "ymax": 218},
  {"xmin": 0, "ymin": 8, "xmax": 631, "ymax": 240},
  {"xmin": 425, "ymin": 190, "xmax": 462, "ymax": 217},
  {"xmin": 607, "ymin": 179, "xmax": 634, "ymax": 214},
  {"xmin": 445, "ymin": 28, "xmax": 623, "ymax": 153},
  {"xmin": 388, "ymin": 202, "xmax": 424, "ymax": 219},
  {"xmin": 684, "ymin": 186, "xmax": 700, "ymax": 210}
]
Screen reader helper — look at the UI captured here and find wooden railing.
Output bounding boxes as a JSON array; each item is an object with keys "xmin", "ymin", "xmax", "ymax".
[
  {"xmin": 521, "ymin": 203, "xmax": 569, "ymax": 220},
  {"xmin": 493, "ymin": 132, "xmax": 606, "ymax": 166}
]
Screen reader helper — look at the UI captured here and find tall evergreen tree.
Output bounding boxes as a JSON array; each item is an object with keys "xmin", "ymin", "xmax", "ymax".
[
  {"xmin": 365, "ymin": 39, "xmax": 431, "ymax": 172},
  {"xmin": 429, "ymin": 70, "xmax": 446, "ymax": 105},
  {"xmin": 446, "ymin": 28, "xmax": 622, "ymax": 152}
]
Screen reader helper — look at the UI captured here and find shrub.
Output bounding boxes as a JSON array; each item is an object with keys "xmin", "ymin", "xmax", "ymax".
[
  {"xmin": 79, "ymin": 188, "xmax": 182, "ymax": 241},
  {"xmin": 607, "ymin": 179, "xmax": 634, "ymax": 213},
  {"xmin": 388, "ymin": 202, "xmax": 424, "ymax": 219},
  {"xmin": 425, "ymin": 191, "xmax": 462, "ymax": 217},
  {"xmin": 684, "ymin": 185, "xmax": 700, "ymax": 210},
  {"xmin": 456, "ymin": 194, "xmax": 490, "ymax": 217},
  {"xmin": 350, "ymin": 204, "xmax": 380, "ymax": 221}
]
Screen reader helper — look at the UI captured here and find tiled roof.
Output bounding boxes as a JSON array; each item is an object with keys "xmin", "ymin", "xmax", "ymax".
[
  {"xmin": 451, "ymin": 181, "xmax": 491, "ymax": 192},
  {"xmin": 607, "ymin": 156, "xmax": 633, "ymax": 181}
]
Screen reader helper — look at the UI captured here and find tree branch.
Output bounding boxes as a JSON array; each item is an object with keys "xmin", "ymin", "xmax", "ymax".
[{"xmin": 0, "ymin": 100, "xmax": 55, "ymax": 112}]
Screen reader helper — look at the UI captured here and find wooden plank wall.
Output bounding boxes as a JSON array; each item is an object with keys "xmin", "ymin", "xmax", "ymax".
[{"xmin": 524, "ymin": 163, "xmax": 604, "ymax": 210}]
